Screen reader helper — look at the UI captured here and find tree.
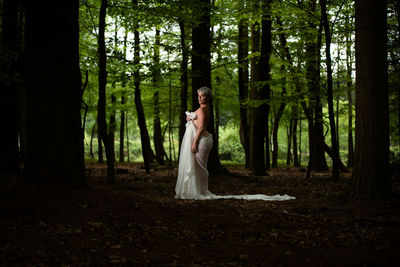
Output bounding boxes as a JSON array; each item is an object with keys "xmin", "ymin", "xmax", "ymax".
[
  {"xmin": 352, "ymin": 0, "xmax": 391, "ymax": 198},
  {"xmin": 153, "ymin": 28, "xmax": 167, "ymax": 165},
  {"xmin": 238, "ymin": 0, "xmax": 250, "ymax": 169},
  {"xmin": 321, "ymin": 0, "xmax": 340, "ymax": 180},
  {"xmin": 178, "ymin": 19, "xmax": 189, "ymax": 150},
  {"xmin": 97, "ymin": 0, "xmax": 116, "ymax": 183},
  {"xmin": 0, "ymin": 0, "xmax": 20, "ymax": 180},
  {"xmin": 345, "ymin": 13, "xmax": 354, "ymax": 167},
  {"xmin": 191, "ymin": 0, "xmax": 223, "ymax": 173},
  {"xmin": 133, "ymin": 0, "xmax": 155, "ymax": 173},
  {"xmin": 23, "ymin": 0, "xmax": 86, "ymax": 187}
]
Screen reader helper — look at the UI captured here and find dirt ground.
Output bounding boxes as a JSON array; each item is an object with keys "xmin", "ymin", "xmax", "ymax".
[{"xmin": 1, "ymin": 163, "xmax": 400, "ymax": 266}]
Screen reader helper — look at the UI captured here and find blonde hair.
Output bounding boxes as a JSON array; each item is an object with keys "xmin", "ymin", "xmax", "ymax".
[{"xmin": 197, "ymin": 86, "xmax": 212, "ymax": 97}]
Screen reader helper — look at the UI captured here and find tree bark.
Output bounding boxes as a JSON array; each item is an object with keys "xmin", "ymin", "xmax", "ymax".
[
  {"xmin": 97, "ymin": 0, "xmax": 115, "ymax": 183},
  {"xmin": 352, "ymin": 0, "xmax": 391, "ymax": 199},
  {"xmin": 119, "ymin": 28, "xmax": 128, "ymax": 163},
  {"xmin": 260, "ymin": 0, "xmax": 272, "ymax": 171},
  {"xmin": 1, "ymin": 0, "xmax": 20, "ymax": 179},
  {"xmin": 304, "ymin": 0, "xmax": 328, "ymax": 172},
  {"xmin": 292, "ymin": 106, "xmax": 299, "ymax": 167},
  {"xmin": 153, "ymin": 28, "xmax": 166, "ymax": 165},
  {"xmin": 191, "ymin": 0, "xmax": 223, "ymax": 173},
  {"xmin": 238, "ymin": 0, "xmax": 250, "ymax": 168},
  {"xmin": 23, "ymin": 0, "xmax": 86, "ymax": 187},
  {"xmin": 133, "ymin": 1, "xmax": 155, "ymax": 173},
  {"xmin": 321, "ymin": 0, "xmax": 340, "ymax": 180},
  {"xmin": 178, "ymin": 19, "xmax": 188, "ymax": 151}
]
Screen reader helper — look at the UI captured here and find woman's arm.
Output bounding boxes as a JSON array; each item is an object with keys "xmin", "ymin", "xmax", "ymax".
[{"xmin": 192, "ymin": 109, "xmax": 205, "ymax": 153}]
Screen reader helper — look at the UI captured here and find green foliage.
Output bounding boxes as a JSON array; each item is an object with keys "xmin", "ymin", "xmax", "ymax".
[{"xmin": 77, "ymin": 0, "xmax": 399, "ymax": 165}]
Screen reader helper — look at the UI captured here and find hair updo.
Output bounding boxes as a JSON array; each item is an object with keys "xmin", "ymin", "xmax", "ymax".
[{"xmin": 197, "ymin": 86, "xmax": 212, "ymax": 97}]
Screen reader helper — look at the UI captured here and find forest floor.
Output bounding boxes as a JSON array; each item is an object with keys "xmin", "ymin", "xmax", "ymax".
[{"xmin": 1, "ymin": 163, "xmax": 400, "ymax": 266}]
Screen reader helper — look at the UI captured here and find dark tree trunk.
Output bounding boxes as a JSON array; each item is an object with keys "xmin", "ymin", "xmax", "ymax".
[
  {"xmin": 119, "ymin": 28, "xmax": 128, "ymax": 163},
  {"xmin": 272, "ymin": 65, "xmax": 286, "ymax": 169},
  {"xmin": 304, "ymin": 3, "xmax": 328, "ymax": 172},
  {"xmin": 397, "ymin": 0, "xmax": 400, "ymax": 143},
  {"xmin": 260, "ymin": 0, "xmax": 272, "ymax": 171},
  {"xmin": 238, "ymin": 0, "xmax": 250, "ymax": 168},
  {"xmin": 97, "ymin": 0, "xmax": 115, "ymax": 183},
  {"xmin": 346, "ymin": 27, "xmax": 354, "ymax": 167},
  {"xmin": 191, "ymin": 0, "xmax": 223, "ymax": 173},
  {"xmin": 178, "ymin": 19, "xmax": 188, "ymax": 151},
  {"xmin": 321, "ymin": 0, "xmax": 340, "ymax": 180},
  {"xmin": 249, "ymin": 0, "xmax": 268, "ymax": 175},
  {"xmin": 292, "ymin": 106, "xmax": 299, "ymax": 167},
  {"xmin": 97, "ymin": 128, "xmax": 103, "ymax": 163},
  {"xmin": 23, "ymin": 0, "xmax": 86, "ymax": 187},
  {"xmin": 90, "ymin": 123, "xmax": 96, "ymax": 159},
  {"xmin": 132, "ymin": 4, "xmax": 155, "ymax": 173},
  {"xmin": 352, "ymin": 0, "xmax": 391, "ymax": 199},
  {"xmin": 153, "ymin": 29, "xmax": 166, "ymax": 165},
  {"xmin": 286, "ymin": 118, "xmax": 293, "ymax": 166},
  {"xmin": 1, "ymin": 0, "xmax": 20, "ymax": 179}
]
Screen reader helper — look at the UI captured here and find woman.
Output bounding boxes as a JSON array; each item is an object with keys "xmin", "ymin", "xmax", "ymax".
[
  {"xmin": 175, "ymin": 86, "xmax": 295, "ymax": 201},
  {"xmin": 175, "ymin": 86, "xmax": 214, "ymax": 199}
]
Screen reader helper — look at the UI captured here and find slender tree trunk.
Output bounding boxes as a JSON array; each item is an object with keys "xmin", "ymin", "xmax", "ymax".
[
  {"xmin": 191, "ymin": 0, "xmax": 223, "ymax": 173},
  {"xmin": 1, "ymin": 0, "xmax": 20, "ymax": 179},
  {"xmin": 98, "ymin": 129, "xmax": 103, "ymax": 163},
  {"xmin": 97, "ymin": 0, "xmax": 115, "ymax": 183},
  {"xmin": 286, "ymin": 118, "xmax": 293, "ymax": 166},
  {"xmin": 321, "ymin": 0, "xmax": 340, "ymax": 180},
  {"xmin": 133, "ymin": 2, "xmax": 155, "ymax": 173},
  {"xmin": 346, "ymin": 24, "xmax": 354, "ymax": 167},
  {"xmin": 238, "ymin": 0, "xmax": 250, "ymax": 168},
  {"xmin": 23, "ymin": 0, "xmax": 86, "ymax": 187},
  {"xmin": 292, "ymin": 106, "xmax": 299, "ymax": 167},
  {"xmin": 272, "ymin": 65, "xmax": 286, "ymax": 168},
  {"xmin": 352, "ymin": 0, "xmax": 390, "ymax": 199},
  {"xmin": 178, "ymin": 19, "xmax": 188, "ymax": 151},
  {"xmin": 395, "ymin": 0, "xmax": 400, "ymax": 144},
  {"xmin": 153, "ymin": 28, "xmax": 166, "ymax": 165},
  {"xmin": 90, "ymin": 123, "xmax": 96, "ymax": 159},
  {"xmin": 120, "ymin": 29, "xmax": 128, "ymax": 163},
  {"xmin": 305, "ymin": 20, "xmax": 328, "ymax": 171}
]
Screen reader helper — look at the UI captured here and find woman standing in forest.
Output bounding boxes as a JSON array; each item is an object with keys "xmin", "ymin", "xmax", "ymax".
[
  {"xmin": 175, "ymin": 87, "xmax": 295, "ymax": 201},
  {"xmin": 175, "ymin": 86, "xmax": 214, "ymax": 199}
]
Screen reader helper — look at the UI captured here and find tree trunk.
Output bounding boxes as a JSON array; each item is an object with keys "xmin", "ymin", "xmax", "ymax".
[
  {"xmin": 272, "ymin": 65, "xmax": 286, "ymax": 168},
  {"xmin": 238, "ymin": 0, "xmax": 250, "ymax": 169},
  {"xmin": 191, "ymin": 0, "xmax": 223, "ymax": 173},
  {"xmin": 260, "ymin": 0, "xmax": 272, "ymax": 171},
  {"xmin": 23, "ymin": 0, "xmax": 86, "ymax": 187},
  {"xmin": 1, "ymin": 0, "xmax": 20, "ymax": 179},
  {"xmin": 97, "ymin": 0, "xmax": 115, "ymax": 183},
  {"xmin": 292, "ymin": 106, "xmax": 299, "ymax": 167},
  {"xmin": 178, "ymin": 19, "xmax": 188, "ymax": 151},
  {"xmin": 352, "ymin": 0, "xmax": 391, "ymax": 199},
  {"xmin": 397, "ymin": 0, "xmax": 400, "ymax": 143},
  {"xmin": 304, "ymin": 4, "xmax": 328, "ymax": 172},
  {"xmin": 133, "ymin": 2, "xmax": 155, "ymax": 173},
  {"xmin": 119, "ymin": 29, "xmax": 128, "ymax": 163},
  {"xmin": 286, "ymin": 118, "xmax": 293, "ymax": 166},
  {"xmin": 249, "ymin": 0, "xmax": 268, "ymax": 175},
  {"xmin": 97, "ymin": 128, "xmax": 103, "ymax": 163},
  {"xmin": 321, "ymin": 0, "xmax": 340, "ymax": 180},
  {"xmin": 153, "ymin": 29, "xmax": 166, "ymax": 165}
]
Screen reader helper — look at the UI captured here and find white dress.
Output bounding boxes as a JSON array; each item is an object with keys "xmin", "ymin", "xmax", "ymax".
[{"xmin": 175, "ymin": 111, "xmax": 295, "ymax": 201}]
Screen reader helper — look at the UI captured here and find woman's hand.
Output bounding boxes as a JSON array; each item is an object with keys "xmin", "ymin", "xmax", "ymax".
[{"xmin": 191, "ymin": 142, "xmax": 198, "ymax": 154}]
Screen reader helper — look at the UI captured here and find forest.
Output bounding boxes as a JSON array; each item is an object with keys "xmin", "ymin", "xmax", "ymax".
[{"xmin": 1, "ymin": 0, "xmax": 400, "ymax": 265}]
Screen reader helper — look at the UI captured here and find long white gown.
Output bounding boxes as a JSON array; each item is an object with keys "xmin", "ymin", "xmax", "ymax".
[{"xmin": 175, "ymin": 111, "xmax": 295, "ymax": 201}]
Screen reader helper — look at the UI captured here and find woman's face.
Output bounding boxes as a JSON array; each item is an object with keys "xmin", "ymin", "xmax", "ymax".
[{"xmin": 198, "ymin": 91, "xmax": 209, "ymax": 105}]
